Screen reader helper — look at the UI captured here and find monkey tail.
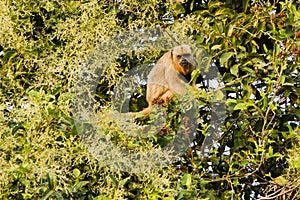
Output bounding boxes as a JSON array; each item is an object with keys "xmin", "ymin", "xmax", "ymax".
[{"xmin": 128, "ymin": 106, "xmax": 152, "ymax": 118}]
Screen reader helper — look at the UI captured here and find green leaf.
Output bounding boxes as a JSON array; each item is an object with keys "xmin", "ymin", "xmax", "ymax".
[
  {"xmin": 233, "ymin": 103, "xmax": 248, "ymax": 110},
  {"xmin": 227, "ymin": 25, "xmax": 234, "ymax": 37},
  {"xmin": 233, "ymin": 102, "xmax": 255, "ymax": 110},
  {"xmin": 181, "ymin": 173, "xmax": 192, "ymax": 186},
  {"xmin": 251, "ymin": 40, "xmax": 259, "ymax": 49},
  {"xmin": 214, "ymin": 90, "xmax": 224, "ymax": 101},
  {"xmin": 73, "ymin": 168, "xmax": 81, "ymax": 178},
  {"xmin": 233, "ymin": 178, "xmax": 239, "ymax": 187},
  {"xmin": 73, "ymin": 181, "xmax": 89, "ymax": 192},
  {"xmin": 230, "ymin": 64, "xmax": 239, "ymax": 77},
  {"xmin": 190, "ymin": 0, "xmax": 194, "ymax": 11},
  {"xmin": 237, "ymin": 45, "xmax": 246, "ymax": 52},
  {"xmin": 47, "ymin": 172, "xmax": 57, "ymax": 190},
  {"xmin": 3, "ymin": 49, "xmax": 18, "ymax": 60},
  {"xmin": 42, "ymin": 190, "xmax": 54, "ymax": 200},
  {"xmin": 191, "ymin": 68, "xmax": 200, "ymax": 82},
  {"xmin": 242, "ymin": 0, "xmax": 250, "ymax": 12},
  {"xmin": 175, "ymin": 4, "xmax": 185, "ymax": 15},
  {"xmin": 119, "ymin": 177, "xmax": 130, "ymax": 187},
  {"xmin": 93, "ymin": 195, "xmax": 110, "ymax": 200},
  {"xmin": 211, "ymin": 44, "xmax": 223, "ymax": 50},
  {"xmin": 208, "ymin": 1, "xmax": 224, "ymax": 9},
  {"xmin": 268, "ymin": 146, "xmax": 273, "ymax": 156},
  {"xmin": 44, "ymin": 2, "xmax": 55, "ymax": 12},
  {"xmin": 220, "ymin": 52, "xmax": 234, "ymax": 65},
  {"xmin": 263, "ymin": 44, "xmax": 268, "ymax": 53},
  {"xmin": 226, "ymin": 99, "xmax": 237, "ymax": 106},
  {"xmin": 215, "ymin": 8, "xmax": 233, "ymax": 16},
  {"xmin": 109, "ymin": 174, "xmax": 118, "ymax": 186}
]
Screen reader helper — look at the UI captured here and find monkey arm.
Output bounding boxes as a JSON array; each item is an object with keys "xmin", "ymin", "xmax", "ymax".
[
  {"xmin": 164, "ymin": 66, "xmax": 189, "ymax": 96},
  {"xmin": 146, "ymin": 63, "xmax": 169, "ymax": 103}
]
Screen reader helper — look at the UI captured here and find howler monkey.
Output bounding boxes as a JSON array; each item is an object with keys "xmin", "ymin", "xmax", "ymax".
[{"xmin": 130, "ymin": 44, "xmax": 197, "ymax": 117}]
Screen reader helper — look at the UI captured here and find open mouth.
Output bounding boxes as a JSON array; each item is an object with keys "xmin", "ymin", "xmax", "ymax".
[{"xmin": 180, "ymin": 59, "xmax": 190, "ymax": 68}]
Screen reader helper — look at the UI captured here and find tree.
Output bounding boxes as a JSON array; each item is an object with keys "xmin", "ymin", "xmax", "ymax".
[{"xmin": 0, "ymin": 0, "xmax": 299, "ymax": 199}]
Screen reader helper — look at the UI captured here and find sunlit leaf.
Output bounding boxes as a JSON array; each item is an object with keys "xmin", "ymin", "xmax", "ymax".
[
  {"xmin": 220, "ymin": 52, "xmax": 234, "ymax": 65},
  {"xmin": 230, "ymin": 64, "xmax": 239, "ymax": 77},
  {"xmin": 181, "ymin": 173, "xmax": 192, "ymax": 187}
]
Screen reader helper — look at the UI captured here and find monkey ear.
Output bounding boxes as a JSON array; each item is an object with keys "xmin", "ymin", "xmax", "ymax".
[{"xmin": 171, "ymin": 50, "xmax": 174, "ymax": 59}]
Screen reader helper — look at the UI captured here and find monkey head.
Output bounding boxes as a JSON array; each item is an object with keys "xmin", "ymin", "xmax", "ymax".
[{"xmin": 171, "ymin": 45, "xmax": 196, "ymax": 75}]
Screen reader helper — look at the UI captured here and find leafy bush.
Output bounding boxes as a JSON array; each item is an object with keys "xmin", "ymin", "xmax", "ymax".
[{"xmin": 0, "ymin": 0, "xmax": 299, "ymax": 199}]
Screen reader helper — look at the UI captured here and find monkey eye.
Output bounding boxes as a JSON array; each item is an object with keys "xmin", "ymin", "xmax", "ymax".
[{"xmin": 176, "ymin": 55, "xmax": 182, "ymax": 59}]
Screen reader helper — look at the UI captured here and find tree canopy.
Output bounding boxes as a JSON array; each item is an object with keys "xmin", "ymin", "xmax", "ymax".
[{"xmin": 0, "ymin": 0, "xmax": 299, "ymax": 199}]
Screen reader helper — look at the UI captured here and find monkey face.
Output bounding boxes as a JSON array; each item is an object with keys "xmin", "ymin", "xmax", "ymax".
[
  {"xmin": 171, "ymin": 45, "xmax": 196, "ymax": 75},
  {"xmin": 177, "ymin": 55, "xmax": 191, "ymax": 68}
]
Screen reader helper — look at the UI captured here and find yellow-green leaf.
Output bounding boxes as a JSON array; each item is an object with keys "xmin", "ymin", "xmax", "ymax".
[
  {"xmin": 220, "ymin": 52, "xmax": 234, "ymax": 65},
  {"xmin": 230, "ymin": 64, "xmax": 239, "ymax": 77},
  {"xmin": 181, "ymin": 173, "xmax": 192, "ymax": 186},
  {"xmin": 211, "ymin": 44, "xmax": 223, "ymax": 50}
]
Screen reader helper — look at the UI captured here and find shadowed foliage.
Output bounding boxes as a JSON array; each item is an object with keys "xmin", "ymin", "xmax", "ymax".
[{"xmin": 0, "ymin": 0, "xmax": 299, "ymax": 199}]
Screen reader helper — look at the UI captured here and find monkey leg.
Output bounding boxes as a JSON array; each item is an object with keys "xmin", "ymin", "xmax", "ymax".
[{"xmin": 159, "ymin": 90, "xmax": 174, "ymax": 104}]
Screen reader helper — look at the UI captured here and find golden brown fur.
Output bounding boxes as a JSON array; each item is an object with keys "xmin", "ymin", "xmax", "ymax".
[{"xmin": 130, "ymin": 44, "xmax": 196, "ymax": 117}]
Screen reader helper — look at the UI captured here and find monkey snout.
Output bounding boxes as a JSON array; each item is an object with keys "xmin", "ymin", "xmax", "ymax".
[{"xmin": 179, "ymin": 58, "xmax": 190, "ymax": 68}]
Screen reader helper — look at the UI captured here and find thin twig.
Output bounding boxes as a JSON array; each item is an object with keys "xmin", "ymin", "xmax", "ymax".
[{"xmin": 214, "ymin": 74, "xmax": 251, "ymax": 92}]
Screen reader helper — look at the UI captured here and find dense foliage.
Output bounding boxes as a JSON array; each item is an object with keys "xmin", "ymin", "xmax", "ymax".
[{"xmin": 0, "ymin": 0, "xmax": 299, "ymax": 199}]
